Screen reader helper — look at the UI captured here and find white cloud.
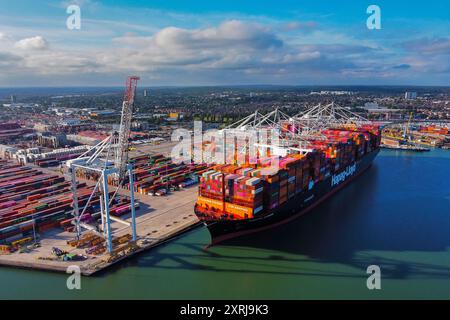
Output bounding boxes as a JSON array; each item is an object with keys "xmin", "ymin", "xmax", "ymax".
[
  {"xmin": 283, "ymin": 51, "xmax": 321, "ymax": 63},
  {"xmin": 14, "ymin": 36, "xmax": 48, "ymax": 50},
  {"xmin": 0, "ymin": 32, "xmax": 14, "ymax": 43},
  {"xmin": 114, "ymin": 20, "xmax": 283, "ymax": 51},
  {"xmin": 0, "ymin": 18, "xmax": 447, "ymax": 86},
  {"xmin": 280, "ymin": 21, "xmax": 318, "ymax": 32},
  {"xmin": 106, "ymin": 20, "xmax": 286, "ymax": 72},
  {"xmin": 403, "ymin": 37, "xmax": 450, "ymax": 55}
]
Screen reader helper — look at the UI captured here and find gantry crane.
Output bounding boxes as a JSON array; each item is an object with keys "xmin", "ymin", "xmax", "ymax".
[
  {"xmin": 66, "ymin": 76, "xmax": 140, "ymax": 252},
  {"xmin": 403, "ymin": 111, "xmax": 414, "ymax": 139},
  {"xmin": 115, "ymin": 76, "xmax": 140, "ymax": 180},
  {"xmin": 215, "ymin": 108, "xmax": 325, "ymax": 164},
  {"xmin": 294, "ymin": 101, "xmax": 372, "ymax": 129},
  {"xmin": 217, "ymin": 102, "xmax": 373, "ymax": 163}
]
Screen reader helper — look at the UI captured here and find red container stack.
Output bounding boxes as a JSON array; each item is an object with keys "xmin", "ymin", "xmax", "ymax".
[{"xmin": 195, "ymin": 123, "xmax": 382, "ymax": 221}]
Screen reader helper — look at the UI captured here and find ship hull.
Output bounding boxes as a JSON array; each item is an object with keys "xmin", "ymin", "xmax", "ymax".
[{"xmin": 196, "ymin": 149, "xmax": 380, "ymax": 246}]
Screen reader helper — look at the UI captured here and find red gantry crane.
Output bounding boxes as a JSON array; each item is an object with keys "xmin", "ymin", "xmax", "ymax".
[{"xmin": 67, "ymin": 76, "xmax": 140, "ymax": 253}]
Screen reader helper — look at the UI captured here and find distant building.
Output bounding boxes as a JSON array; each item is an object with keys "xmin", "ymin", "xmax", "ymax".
[
  {"xmin": 59, "ymin": 118, "xmax": 81, "ymax": 126},
  {"xmin": 132, "ymin": 121, "xmax": 149, "ymax": 131},
  {"xmin": 34, "ymin": 123, "xmax": 51, "ymax": 132},
  {"xmin": 365, "ymin": 107, "xmax": 403, "ymax": 120},
  {"xmin": 88, "ymin": 110, "xmax": 117, "ymax": 117},
  {"xmin": 405, "ymin": 91, "xmax": 417, "ymax": 100},
  {"xmin": 10, "ymin": 95, "xmax": 16, "ymax": 103},
  {"xmin": 310, "ymin": 90, "xmax": 354, "ymax": 96},
  {"xmin": 0, "ymin": 144, "xmax": 17, "ymax": 159},
  {"xmin": 364, "ymin": 102, "xmax": 380, "ymax": 110},
  {"xmin": 143, "ymin": 89, "xmax": 148, "ymax": 97},
  {"xmin": 361, "ymin": 102, "xmax": 404, "ymax": 120},
  {"xmin": 166, "ymin": 112, "xmax": 184, "ymax": 121},
  {"xmin": 67, "ymin": 131, "xmax": 108, "ymax": 146},
  {"xmin": 51, "ymin": 107, "xmax": 77, "ymax": 116},
  {"xmin": 37, "ymin": 132, "xmax": 68, "ymax": 148},
  {"xmin": 3, "ymin": 103, "xmax": 34, "ymax": 109}
]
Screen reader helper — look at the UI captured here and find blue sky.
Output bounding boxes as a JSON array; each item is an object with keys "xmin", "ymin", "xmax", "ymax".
[{"xmin": 0, "ymin": 0, "xmax": 449, "ymax": 86}]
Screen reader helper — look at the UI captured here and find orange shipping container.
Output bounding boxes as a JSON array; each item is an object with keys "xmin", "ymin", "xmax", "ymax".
[
  {"xmin": 197, "ymin": 196, "xmax": 224, "ymax": 211},
  {"xmin": 224, "ymin": 202, "xmax": 255, "ymax": 219},
  {"xmin": 27, "ymin": 194, "xmax": 42, "ymax": 201}
]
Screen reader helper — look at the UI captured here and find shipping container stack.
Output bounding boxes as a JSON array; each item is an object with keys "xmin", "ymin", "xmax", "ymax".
[
  {"xmin": 74, "ymin": 153, "xmax": 211, "ymax": 195},
  {"xmin": 279, "ymin": 157, "xmax": 298, "ymax": 199},
  {"xmin": 228, "ymin": 174, "xmax": 264, "ymax": 217},
  {"xmin": 197, "ymin": 167, "xmax": 267, "ymax": 220},
  {"xmin": 419, "ymin": 125, "xmax": 449, "ymax": 135},
  {"xmin": 0, "ymin": 122, "xmax": 34, "ymax": 142},
  {"xmin": 0, "ymin": 160, "xmax": 132, "ymax": 246},
  {"xmin": 199, "ymin": 171, "xmax": 224, "ymax": 201},
  {"xmin": 278, "ymin": 169, "xmax": 288, "ymax": 205},
  {"xmin": 308, "ymin": 151, "xmax": 321, "ymax": 183},
  {"xmin": 283, "ymin": 154, "xmax": 305, "ymax": 196},
  {"xmin": 195, "ymin": 124, "xmax": 382, "ymax": 222},
  {"xmin": 35, "ymin": 153, "xmax": 81, "ymax": 168},
  {"xmin": 261, "ymin": 171, "xmax": 280, "ymax": 210}
]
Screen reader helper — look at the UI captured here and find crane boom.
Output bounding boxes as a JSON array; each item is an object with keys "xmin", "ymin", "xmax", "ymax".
[
  {"xmin": 404, "ymin": 111, "xmax": 413, "ymax": 138},
  {"xmin": 115, "ymin": 76, "xmax": 140, "ymax": 180}
]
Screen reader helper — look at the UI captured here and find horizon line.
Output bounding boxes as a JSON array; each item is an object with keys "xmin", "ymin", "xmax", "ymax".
[{"xmin": 1, "ymin": 84, "xmax": 450, "ymax": 89}]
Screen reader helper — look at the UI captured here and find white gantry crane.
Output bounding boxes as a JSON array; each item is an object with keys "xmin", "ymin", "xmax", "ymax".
[
  {"xmin": 217, "ymin": 103, "xmax": 370, "ymax": 161},
  {"xmin": 294, "ymin": 101, "xmax": 371, "ymax": 130},
  {"xmin": 220, "ymin": 108, "xmax": 327, "ymax": 159},
  {"xmin": 66, "ymin": 76, "xmax": 140, "ymax": 253}
]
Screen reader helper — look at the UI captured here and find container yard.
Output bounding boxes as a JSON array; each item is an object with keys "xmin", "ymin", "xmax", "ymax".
[
  {"xmin": 74, "ymin": 153, "xmax": 211, "ymax": 195},
  {"xmin": 382, "ymin": 122, "xmax": 450, "ymax": 149},
  {"xmin": 0, "ymin": 153, "xmax": 202, "ymax": 275},
  {"xmin": 0, "ymin": 123, "xmax": 34, "ymax": 143},
  {"xmin": 22, "ymin": 146, "xmax": 91, "ymax": 167},
  {"xmin": 0, "ymin": 77, "xmax": 208, "ymax": 275}
]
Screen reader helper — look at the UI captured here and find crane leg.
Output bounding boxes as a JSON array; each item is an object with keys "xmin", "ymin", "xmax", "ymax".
[{"xmin": 128, "ymin": 164, "xmax": 137, "ymax": 241}]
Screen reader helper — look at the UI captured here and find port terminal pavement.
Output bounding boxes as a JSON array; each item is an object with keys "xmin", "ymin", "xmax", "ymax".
[{"xmin": 0, "ymin": 142, "xmax": 202, "ymax": 276}]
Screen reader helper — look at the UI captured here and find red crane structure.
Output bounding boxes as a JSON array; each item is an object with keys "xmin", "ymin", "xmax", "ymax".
[
  {"xmin": 67, "ymin": 76, "xmax": 140, "ymax": 252},
  {"xmin": 115, "ymin": 76, "xmax": 140, "ymax": 179}
]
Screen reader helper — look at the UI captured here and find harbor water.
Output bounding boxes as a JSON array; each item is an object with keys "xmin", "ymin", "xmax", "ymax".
[{"xmin": 1, "ymin": 149, "xmax": 450, "ymax": 299}]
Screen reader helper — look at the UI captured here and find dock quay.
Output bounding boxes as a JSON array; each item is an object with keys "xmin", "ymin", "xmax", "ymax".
[
  {"xmin": 0, "ymin": 183, "xmax": 201, "ymax": 276},
  {"xmin": 380, "ymin": 144, "xmax": 430, "ymax": 152},
  {"xmin": 0, "ymin": 141, "xmax": 205, "ymax": 276}
]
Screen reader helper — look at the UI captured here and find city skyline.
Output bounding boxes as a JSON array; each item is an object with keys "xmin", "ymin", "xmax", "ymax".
[{"xmin": 0, "ymin": 0, "xmax": 449, "ymax": 87}]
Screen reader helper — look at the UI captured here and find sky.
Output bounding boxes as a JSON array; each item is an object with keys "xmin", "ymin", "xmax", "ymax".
[{"xmin": 0, "ymin": 0, "xmax": 449, "ymax": 86}]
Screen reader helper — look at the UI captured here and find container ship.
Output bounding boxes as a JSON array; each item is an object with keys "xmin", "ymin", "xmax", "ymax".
[{"xmin": 194, "ymin": 110, "xmax": 381, "ymax": 245}]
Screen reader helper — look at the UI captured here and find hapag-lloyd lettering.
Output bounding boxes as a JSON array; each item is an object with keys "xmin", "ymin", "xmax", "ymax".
[{"xmin": 331, "ymin": 163, "xmax": 356, "ymax": 187}]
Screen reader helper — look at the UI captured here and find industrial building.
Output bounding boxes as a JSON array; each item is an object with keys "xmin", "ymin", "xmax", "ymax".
[
  {"xmin": 405, "ymin": 91, "xmax": 418, "ymax": 100},
  {"xmin": 37, "ymin": 132, "xmax": 68, "ymax": 149}
]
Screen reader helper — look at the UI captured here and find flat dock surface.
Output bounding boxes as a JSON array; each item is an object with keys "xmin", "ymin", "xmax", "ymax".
[{"xmin": 0, "ymin": 186, "xmax": 201, "ymax": 276}]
